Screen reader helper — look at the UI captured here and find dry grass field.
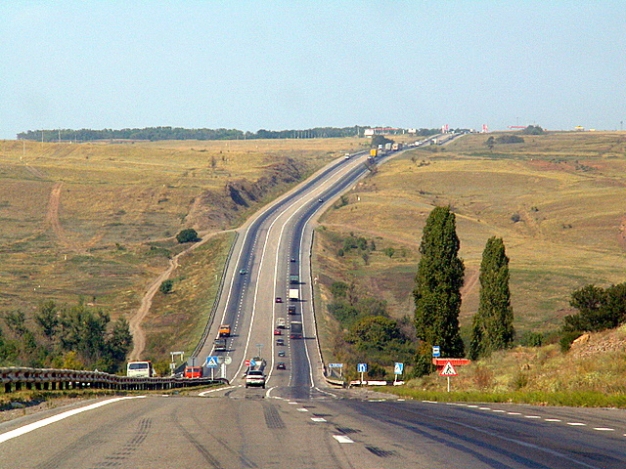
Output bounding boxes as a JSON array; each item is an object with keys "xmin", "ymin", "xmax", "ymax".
[
  {"xmin": 315, "ymin": 131, "xmax": 626, "ymax": 340},
  {"xmin": 0, "ymin": 137, "xmax": 363, "ymax": 363}
]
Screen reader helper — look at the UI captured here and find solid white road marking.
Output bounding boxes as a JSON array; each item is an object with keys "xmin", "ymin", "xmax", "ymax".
[
  {"xmin": 0, "ymin": 396, "xmax": 146, "ymax": 445},
  {"xmin": 333, "ymin": 435, "xmax": 354, "ymax": 443}
]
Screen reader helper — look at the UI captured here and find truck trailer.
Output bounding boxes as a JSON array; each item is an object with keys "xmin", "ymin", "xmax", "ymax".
[
  {"xmin": 288, "ymin": 288, "xmax": 299, "ymax": 301},
  {"xmin": 290, "ymin": 321, "xmax": 303, "ymax": 339}
]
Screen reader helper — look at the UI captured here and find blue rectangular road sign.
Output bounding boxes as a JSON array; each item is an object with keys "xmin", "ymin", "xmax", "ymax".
[
  {"xmin": 432, "ymin": 346, "xmax": 441, "ymax": 358},
  {"xmin": 357, "ymin": 363, "xmax": 368, "ymax": 373},
  {"xmin": 205, "ymin": 356, "xmax": 219, "ymax": 368}
]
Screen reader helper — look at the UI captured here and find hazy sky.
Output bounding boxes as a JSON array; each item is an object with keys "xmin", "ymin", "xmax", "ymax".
[{"xmin": 1, "ymin": 1, "xmax": 625, "ymax": 139}]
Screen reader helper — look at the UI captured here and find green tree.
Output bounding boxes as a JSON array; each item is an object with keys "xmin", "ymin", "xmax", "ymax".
[
  {"xmin": 176, "ymin": 228, "xmax": 200, "ymax": 243},
  {"xmin": 469, "ymin": 237, "xmax": 515, "ymax": 360},
  {"xmin": 485, "ymin": 136, "xmax": 495, "ymax": 151},
  {"xmin": 347, "ymin": 316, "xmax": 404, "ymax": 351},
  {"xmin": 414, "ymin": 206, "xmax": 465, "ymax": 362},
  {"xmin": 35, "ymin": 300, "xmax": 59, "ymax": 340},
  {"xmin": 106, "ymin": 317, "xmax": 133, "ymax": 372},
  {"xmin": 58, "ymin": 302, "xmax": 110, "ymax": 367}
]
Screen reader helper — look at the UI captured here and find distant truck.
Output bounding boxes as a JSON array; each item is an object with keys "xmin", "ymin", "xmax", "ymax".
[
  {"xmin": 289, "ymin": 274, "xmax": 299, "ymax": 284},
  {"xmin": 290, "ymin": 321, "xmax": 303, "ymax": 339},
  {"xmin": 369, "ymin": 148, "xmax": 377, "ymax": 158},
  {"xmin": 214, "ymin": 338, "xmax": 227, "ymax": 351},
  {"xmin": 289, "ymin": 288, "xmax": 299, "ymax": 301},
  {"xmin": 184, "ymin": 365, "xmax": 203, "ymax": 379},
  {"xmin": 219, "ymin": 324, "xmax": 231, "ymax": 337},
  {"xmin": 392, "ymin": 142, "xmax": 403, "ymax": 151}
]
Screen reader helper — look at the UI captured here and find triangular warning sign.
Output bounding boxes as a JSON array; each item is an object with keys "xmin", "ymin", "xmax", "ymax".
[{"xmin": 439, "ymin": 361, "xmax": 457, "ymax": 376}]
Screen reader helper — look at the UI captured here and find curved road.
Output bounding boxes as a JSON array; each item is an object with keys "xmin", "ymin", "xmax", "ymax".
[{"xmin": 3, "ymin": 148, "xmax": 626, "ymax": 468}]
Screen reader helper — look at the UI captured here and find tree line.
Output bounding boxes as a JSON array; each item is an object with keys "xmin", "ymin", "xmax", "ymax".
[
  {"xmin": 17, "ymin": 126, "xmax": 373, "ymax": 142},
  {"xmin": 0, "ymin": 299, "xmax": 132, "ymax": 374}
]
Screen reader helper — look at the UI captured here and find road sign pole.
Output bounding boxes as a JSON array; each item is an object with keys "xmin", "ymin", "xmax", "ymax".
[{"xmin": 447, "ymin": 376, "xmax": 450, "ymax": 393}]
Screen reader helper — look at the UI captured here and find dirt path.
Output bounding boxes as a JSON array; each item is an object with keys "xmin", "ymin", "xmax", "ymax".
[
  {"xmin": 461, "ymin": 268, "xmax": 479, "ymax": 298},
  {"xmin": 128, "ymin": 229, "xmax": 236, "ymax": 361}
]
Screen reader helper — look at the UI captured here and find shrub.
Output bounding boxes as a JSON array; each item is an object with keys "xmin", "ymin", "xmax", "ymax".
[
  {"xmin": 159, "ymin": 279, "xmax": 173, "ymax": 294},
  {"xmin": 176, "ymin": 228, "xmax": 200, "ymax": 244},
  {"xmin": 519, "ymin": 331, "xmax": 544, "ymax": 347}
]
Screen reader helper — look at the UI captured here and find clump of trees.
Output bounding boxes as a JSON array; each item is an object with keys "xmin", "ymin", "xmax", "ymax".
[
  {"xmin": 522, "ymin": 125, "xmax": 544, "ymax": 135},
  {"xmin": 327, "ymin": 280, "xmax": 414, "ymax": 377},
  {"xmin": 0, "ymin": 299, "xmax": 133, "ymax": 373},
  {"xmin": 560, "ymin": 283, "xmax": 626, "ymax": 350}
]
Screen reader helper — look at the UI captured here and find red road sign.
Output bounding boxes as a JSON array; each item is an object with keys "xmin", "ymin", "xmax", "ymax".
[
  {"xmin": 439, "ymin": 361, "xmax": 458, "ymax": 376},
  {"xmin": 432, "ymin": 358, "xmax": 470, "ymax": 366}
]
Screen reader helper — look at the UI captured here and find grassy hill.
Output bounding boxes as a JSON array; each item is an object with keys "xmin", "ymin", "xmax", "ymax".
[
  {"xmin": 0, "ymin": 137, "xmax": 366, "ymax": 365},
  {"xmin": 312, "ymin": 131, "xmax": 626, "ymax": 395}
]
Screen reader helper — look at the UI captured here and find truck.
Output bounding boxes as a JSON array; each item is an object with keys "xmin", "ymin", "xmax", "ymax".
[
  {"xmin": 214, "ymin": 338, "xmax": 227, "ymax": 351},
  {"xmin": 392, "ymin": 142, "xmax": 403, "ymax": 151},
  {"xmin": 289, "ymin": 274, "xmax": 299, "ymax": 284},
  {"xmin": 369, "ymin": 148, "xmax": 377, "ymax": 158},
  {"xmin": 276, "ymin": 317, "xmax": 286, "ymax": 329},
  {"xmin": 290, "ymin": 321, "xmax": 303, "ymax": 339},
  {"xmin": 218, "ymin": 324, "xmax": 231, "ymax": 337},
  {"xmin": 288, "ymin": 288, "xmax": 299, "ymax": 302},
  {"xmin": 184, "ymin": 365, "xmax": 203, "ymax": 379}
]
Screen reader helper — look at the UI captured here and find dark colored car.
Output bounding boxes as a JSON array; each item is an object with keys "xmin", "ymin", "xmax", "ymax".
[
  {"xmin": 277, "ymin": 362, "xmax": 286, "ymax": 370},
  {"xmin": 276, "ymin": 338, "xmax": 285, "ymax": 346},
  {"xmin": 278, "ymin": 350, "xmax": 286, "ymax": 357},
  {"xmin": 275, "ymin": 297, "xmax": 283, "ymax": 303}
]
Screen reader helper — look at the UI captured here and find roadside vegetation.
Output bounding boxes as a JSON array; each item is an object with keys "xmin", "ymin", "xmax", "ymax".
[{"xmin": 313, "ymin": 129, "xmax": 626, "ymax": 403}]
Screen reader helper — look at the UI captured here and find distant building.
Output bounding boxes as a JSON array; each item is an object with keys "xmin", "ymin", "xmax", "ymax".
[{"xmin": 363, "ymin": 127, "xmax": 402, "ymax": 137}]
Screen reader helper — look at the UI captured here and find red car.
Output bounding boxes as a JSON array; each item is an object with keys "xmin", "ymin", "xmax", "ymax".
[
  {"xmin": 275, "ymin": 297, "xmax": 283, "ymax": 303},
  {"xmin": 274, "ymin": 329, "xmax": 282, "ymax": 335}
]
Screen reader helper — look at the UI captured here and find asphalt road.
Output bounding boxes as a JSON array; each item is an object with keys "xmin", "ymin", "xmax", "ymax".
[{"xmin": 3, "ymin": 148, "xmax": 626, "ymax": 468}]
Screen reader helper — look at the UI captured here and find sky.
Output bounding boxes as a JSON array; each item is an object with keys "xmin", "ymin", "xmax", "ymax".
[{"xmin": 1, "ymin": 1, "xmax": 625, "ymax": 139}]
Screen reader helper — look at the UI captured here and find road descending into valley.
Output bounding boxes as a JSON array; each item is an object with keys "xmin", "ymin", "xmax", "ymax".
[{"xmin": 3, "ymin": 147, "xmax": 626, "ymax": 468}]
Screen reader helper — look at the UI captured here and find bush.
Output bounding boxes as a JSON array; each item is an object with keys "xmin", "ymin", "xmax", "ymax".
[
  {"xmin": 519, "ymin": 331, "xmax": 544, "ymax": 347},
  {"xmin": 159, "ymin": 279, "xmax": 173, "ymax": 294},
  {"xmin": 176, "ymin": 228, "xmax": 200, "ymax": 244}
]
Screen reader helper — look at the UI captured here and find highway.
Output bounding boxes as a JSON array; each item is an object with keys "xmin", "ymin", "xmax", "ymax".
[{"xmin": 2, "ymin": 148, "xmax": 626, "ymax": 467}]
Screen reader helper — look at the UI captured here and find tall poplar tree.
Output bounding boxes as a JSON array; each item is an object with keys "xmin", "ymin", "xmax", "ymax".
[
  {"xmin": 469, "ymin": 237, "xmax": 514, "ymax": 360},
  {"xmin": 414, "ymin": 206, "xmax": 465, "ymax": 360}
]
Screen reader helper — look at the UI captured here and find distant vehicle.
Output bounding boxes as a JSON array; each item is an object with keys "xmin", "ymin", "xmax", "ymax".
[
  {"xmin": 288, "ymin": 289, "xmax": 299, "ymax": 302},
  {"xmin": 184, "ymin": 366, "xmax": 203, "ymax": 379},
  {"xmin": 245, "ymin": 370, "xmax": 266, "ymax": 388},
  {"xmin": 276, "ymin": 338, "xmax": 285, "ymax": 346},
  {"xmin": 318, "ymin": 198, "xmax": 324, "ymax": 203},
  {"xmin": 214, "ymin": 338, "xmax": 227, "ymax": 351},
  {"xmin": 288, "ymin": 305, "xmax": 296, "ymax": 315},
  {"xmin": 219, "ymin": 324, "xmax": 231, "ymax": 337},
  {"xmin": 278, "ymin": 350, "xmax": 286, "ymax": 357},
  {"xmin": 276, "ymin": 317, "xmax": 286, "ymax": 328},
  {"xmin": 275, "ymin": 297, "xmax": 283, "ymax": 303},
  {"xmin": 344, "ymin": 153, "xmax": 351, "ymax": 159},
  {"xmin": 370, "ymin": 148, "xmax": 378, "ymax": 158},
  {"xmin": 290, "ymin": 321, "xmax": 303, "ymax": 339},
  {"xmin": 277, "ymin": 362, "xmax": 286, "ymax": 370},
  {"xmin": 239, "ymin": 268, "xmax": 248, "ymax": 275},
  {"xmin": 274, "ymin": 328, "xmax": 282, "ymax": 335},
  {"xmin": 289, "ymin": 274, "xmax": 299, "ymax": 284},
  {"xmin": 290, "ymin": 257, "xmax": 297, "ymax": 262},
  {"xmin": 126, "ymin": 361, "xmax": 155, "ymax": 378}
]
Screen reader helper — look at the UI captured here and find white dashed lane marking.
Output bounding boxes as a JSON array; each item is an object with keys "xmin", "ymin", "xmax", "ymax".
[{"xmin": 333, "ymin": 435, "xmax": 354, "ymax": 444}]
